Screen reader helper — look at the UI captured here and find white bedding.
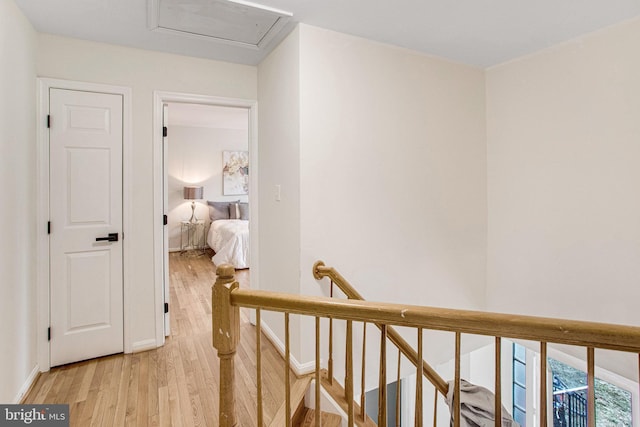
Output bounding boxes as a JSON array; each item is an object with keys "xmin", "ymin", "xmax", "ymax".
[{"xmin": 207, "ymin": 219, "xmax": 250, "ymax": 269}]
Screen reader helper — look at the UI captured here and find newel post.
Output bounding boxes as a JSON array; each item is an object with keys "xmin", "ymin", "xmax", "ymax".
[{"xmin": 212, "ymin": 264, "xmax": 240, "ymax": 427}]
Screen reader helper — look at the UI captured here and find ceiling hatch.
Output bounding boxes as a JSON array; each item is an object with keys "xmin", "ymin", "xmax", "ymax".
[{"xmin": 148, "ymin": 0, "xmax": 292, "ymax": 49}]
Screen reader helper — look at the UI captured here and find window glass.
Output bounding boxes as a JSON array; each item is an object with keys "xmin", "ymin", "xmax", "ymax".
[
  {"xmin": 512, "ymin": 343, "xmax": 526, "ymax": 427},
  {"xmin": 514, "ymin": 360, "xmax": 526, "ymax": 386},
  {"xmin": 514, "ymin": 407, "xmax": 526, "ymax": 426},
  {"xmin": 549, "ymin": 358, "xmax": 632, "ymax": 427},
  {"xmin": 514, "ymin": 385, "xmax": 526, "ymax": 409},
  {"xmin": 514, "ymin": 344, "xmax": 526, "ymax": 362}
]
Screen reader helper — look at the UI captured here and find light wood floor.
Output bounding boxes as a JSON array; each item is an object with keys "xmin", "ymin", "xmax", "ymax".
[{"xmin": 24, "ymin": 250, "xmax": 292, "ymax": 426}]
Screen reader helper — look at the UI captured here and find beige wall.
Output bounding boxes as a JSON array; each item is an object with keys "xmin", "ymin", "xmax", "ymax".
[
  {"xmin": 0, "ymin": 0, "xmax": 38, "ymax": 403},
  {"xmin": 37, "ymin": 34, "xmax": 257, "ymax": 349},
  {"xmin": 298, "ymin": 24, "xmax": 487, "ymax": 309},
  {"xmin": 486, "ymin": 17, "xmax": 640, "ymax": 326}
]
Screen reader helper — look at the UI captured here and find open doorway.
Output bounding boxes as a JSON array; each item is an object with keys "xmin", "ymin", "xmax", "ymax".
[
  {"xmin": 153, "ymin": 92, "xmax": 258, "ymax": 343},
  {"xmin": 164, "ymin": 102, "xmax": 250, "ymax": 334}
]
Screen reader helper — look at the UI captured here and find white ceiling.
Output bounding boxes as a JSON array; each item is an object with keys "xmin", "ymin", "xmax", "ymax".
[{"xmin": 14, "ymin": 0, "xmax": 640, "ymax": 67}]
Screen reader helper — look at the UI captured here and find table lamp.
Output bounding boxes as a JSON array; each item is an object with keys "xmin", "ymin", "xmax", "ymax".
[{"xmin": 183, "ymin": 186, "xmax": 203, "ymax": 222}]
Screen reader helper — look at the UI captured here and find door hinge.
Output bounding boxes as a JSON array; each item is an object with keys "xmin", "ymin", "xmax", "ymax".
[
  {"xmin": 163, "ymin": 214, "xmax": 168, "ymax": 225},
  {"xmin": 164, "ymin": 303, "xmax": 169, "ymax": 314},
  {"xmin": 47, "ymin": 115, "xmax": 51, "ymax": 128},
  {"xmin": 162, "ymin": 126, "xmax": 167, "ymax": 137},
  {"xmin": 47, "ymin": 327, "xmax": 51, "ymax": 341},
  {"xmin": 47, "ymin": 221, "xmax": 51, "ymax": 234}
]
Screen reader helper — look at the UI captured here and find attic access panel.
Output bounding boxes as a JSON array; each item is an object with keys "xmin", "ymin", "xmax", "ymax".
[{"xmin": 149, "ymin": 0, "xmax": 292, "ymax": 49}]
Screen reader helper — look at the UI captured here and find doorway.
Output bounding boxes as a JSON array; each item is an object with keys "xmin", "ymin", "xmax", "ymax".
[{"xmin": 152, "ymin": 92, "xmax": 258, "ymax": 342}]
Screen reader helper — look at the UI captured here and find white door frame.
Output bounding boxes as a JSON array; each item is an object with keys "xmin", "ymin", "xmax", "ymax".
[
  {"xmin": 37, "ymin": 78, "xmax": 133, "ymax": 372},
  {"xmin": 152, "ymin": 91, "xmax": 259, "ymax": 344}
]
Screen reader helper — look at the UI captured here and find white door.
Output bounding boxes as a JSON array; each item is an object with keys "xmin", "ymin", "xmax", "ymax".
[{"xmin": 49, "ymin": 88, "xmax": 124, "ymax": 367}]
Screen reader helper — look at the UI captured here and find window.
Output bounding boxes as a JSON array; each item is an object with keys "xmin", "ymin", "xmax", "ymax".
[{"xmin": 513, "ymin": 343, "xmax": 527, "ymax": 426}]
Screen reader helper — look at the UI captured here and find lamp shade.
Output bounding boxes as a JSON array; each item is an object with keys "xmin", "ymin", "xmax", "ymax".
[{"xmin": 183, "ymin": 186, "xmax": 203, "ymax": 200}]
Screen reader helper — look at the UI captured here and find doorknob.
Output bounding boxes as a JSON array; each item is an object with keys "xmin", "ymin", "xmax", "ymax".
[{"xmin": 96, "ymin": 233, "xmax": 119, "ymax": 242}]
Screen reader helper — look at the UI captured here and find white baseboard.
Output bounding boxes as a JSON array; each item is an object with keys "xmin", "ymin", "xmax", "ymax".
[
  {"xmin": 15, "ymin": 365, "xmax": 40, "ymax": 404},
  {"xmin": 131, "ymin": 338, "xmax": 158, "ymax": 353},
  {"xmin": 260, "ymin": 321, "xmax": 317, "ymax": 376}
]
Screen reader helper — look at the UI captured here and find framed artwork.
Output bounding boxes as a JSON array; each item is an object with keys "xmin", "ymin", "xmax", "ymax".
[{"xmin": 222, "ymin": 151, "xmax": 249, "ymax": 195}]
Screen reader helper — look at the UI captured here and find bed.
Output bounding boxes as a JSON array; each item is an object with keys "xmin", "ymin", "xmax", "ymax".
[{"xmin": 207, "ymin": 201, "xmax": 250, "ymax": 269}]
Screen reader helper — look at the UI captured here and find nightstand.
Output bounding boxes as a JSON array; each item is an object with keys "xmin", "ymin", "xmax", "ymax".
[{"xmin": 180, "ymin": 220, "xmax": 205, "ymax": 254}]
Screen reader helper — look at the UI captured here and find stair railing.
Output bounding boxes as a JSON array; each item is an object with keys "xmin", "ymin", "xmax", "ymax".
[
  {"xmin": 313, "ymin": 261, "xmax": 450, "ymax": 396},
  {"xmin": 313, "ymin": 260, "xmax": 449, "ymax": 425},
  {"xmin": 212, "ymin": 263, "xmax": 640, "ymax": 427}
]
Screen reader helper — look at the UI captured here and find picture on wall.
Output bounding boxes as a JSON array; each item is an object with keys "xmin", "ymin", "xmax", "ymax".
[{"xmin": 223, "ymin": 151, "xmax": 249, "ymax": 195}]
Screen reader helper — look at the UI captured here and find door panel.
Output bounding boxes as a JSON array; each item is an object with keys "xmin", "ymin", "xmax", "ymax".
[
  {"xmin": 66, "ymin": 251, "xmax": 111, "ymax": 330},
  {"xmin": 50, "ymin": 88, "xmax": 124, "ymax": 367},
  {"xmin": 67, "ymin": 148, "xmax": 111, "ymax": 223}
]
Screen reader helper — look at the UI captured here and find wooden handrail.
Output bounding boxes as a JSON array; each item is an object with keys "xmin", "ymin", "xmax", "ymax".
[{"xmin": 231, "ymin": 288, "xmax": 640, "ymax": 353}]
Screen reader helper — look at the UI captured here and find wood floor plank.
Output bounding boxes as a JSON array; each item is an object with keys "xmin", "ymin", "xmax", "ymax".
[
  {"xmin": 64, "ymin": 363, "xmax": 86, "ymax": 403},
  {"xmin": 125, "ymin": 354, "xmax": 140, "ymax": 425},
  {"xmin": 100, "ymin": 356, "xmax": 123, "ymax": 425},
  {"xmin": 87, "ymin": 391, "xmax": 107, "ymax": 427},
  {"xmin": 57, "ymin": 368, "xmax": 77, "ymax": 404},
  {"xmin": 78, "ymin": 360, "xmax": 98, "ymax": 402},
  {"xmin": 158, "ymin": 386, "xmax": 171, "ymax": 427},
  {"xmin": 113, "ymin": 355, "xmax": 131, "ymax": 426},
  {"xmin": 137, "ymin": 352, "xmax": 150, "ymax": 427},
  {"xmin": 89, "ymin": 358, "xmax": 106, "ymax": 393},
  {"xmin": 30, "ymin": 370, "xmax": 57, "ymax": 403},
  {"xmin": 77, "ymin": 382, "xmax": 99, "ymax": 426},
  {"xmin": 147, "ymin": 350, "xmax": 160, "ymax": 423}
]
